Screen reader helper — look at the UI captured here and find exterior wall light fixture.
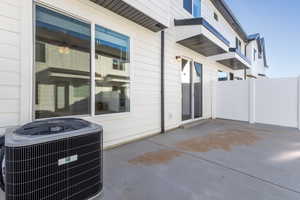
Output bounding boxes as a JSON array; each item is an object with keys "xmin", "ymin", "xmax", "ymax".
[{"xmin": 175, "ymin": 56, "xmax": 182, "ymax": 62}]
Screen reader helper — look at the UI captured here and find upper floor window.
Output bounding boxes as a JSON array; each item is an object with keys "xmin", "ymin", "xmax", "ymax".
[
  {"xmin": 235, "ymin": 37, "xmax": 242, "ymax": 52},
  {"xmin": 218, "ymin": 70, "xmax": 228, "ymax": 81},
  {"xmin": 184, "ymin": 0, "xmax": 201, "ymax": 18},
  {"xmin": 253, "ymin": 48, "xmax": 257, "ymax": 61},
  {"xmin": 258, "ymin": 50, "xmax": 262, "ymax": 59}
]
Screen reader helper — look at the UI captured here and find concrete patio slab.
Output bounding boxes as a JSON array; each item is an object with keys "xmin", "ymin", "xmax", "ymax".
[
  {"xmin": 103, "ymin": 119, "xmax": 300, "ymax": 200},
  {"xmin": 149, "ymin": 120, "xmax": 300, "ymax": 192},
  {"xmin": 1, "ymin": 119, "xmax": 300, "ymax": 200}
]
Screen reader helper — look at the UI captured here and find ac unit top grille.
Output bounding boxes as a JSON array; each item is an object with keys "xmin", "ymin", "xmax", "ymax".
[{"xmin": 15, "ymin": 118, "xmax": 91, "ymax": 136}]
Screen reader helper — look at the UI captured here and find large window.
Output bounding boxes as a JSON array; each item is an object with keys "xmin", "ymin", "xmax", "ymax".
[
  {"xmin": 184, "ymin": 0, "xmax": 201, "ymax": 17},
  {"xmin": 236, "ymin": 37, "xmax": 242, "ymax": 52},
  {"xmin": 218, "ymin": 70, "xmax": 228, "ymax": 81},
  {"xmin": 35, "ymin": 6, "xmax": 91, "ymax": 119},
  {"xmin": 94, "ymin": 25, "xmax": 130, "ymax": 115},
  {"xmin": 34, "ymin": 6, "xmax": 131, "ymax": 119}
]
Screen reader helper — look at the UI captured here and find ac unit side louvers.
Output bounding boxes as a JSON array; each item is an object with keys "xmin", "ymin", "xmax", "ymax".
[{"xmin": 1, "ymin": 118, "xmax": 103, "ymax": 200}]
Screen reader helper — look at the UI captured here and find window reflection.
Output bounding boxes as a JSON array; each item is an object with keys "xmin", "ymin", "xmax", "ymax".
[
  {"xmin": 35, "ymin": 6, "xmax": 91, "ymax": 119},
  {"xmin": 95, "ymin": 25, "xmax": 130, "ymax": 115}
]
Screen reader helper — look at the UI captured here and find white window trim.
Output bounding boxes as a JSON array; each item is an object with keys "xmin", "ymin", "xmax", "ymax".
[
  {"xmin": 91, "ymin": 22, "xmax": 96, "ymax": 117},
  {"xmin": 20, "ymin": 0, "xmax": 34, "ymax": 124}
]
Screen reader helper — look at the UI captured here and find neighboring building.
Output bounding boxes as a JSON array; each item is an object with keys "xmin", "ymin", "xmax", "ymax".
[
  {"xmin": 0, "ymin": 0, "xmax": 268, "ymax": 148},
  {"xmin": 235, "ymin": 33, "xmax": 269, "ymax": 79}
]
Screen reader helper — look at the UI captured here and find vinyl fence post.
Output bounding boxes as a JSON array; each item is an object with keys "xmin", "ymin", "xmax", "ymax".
[
  {"xmin": 298, "ymin": 76, "xmax": 300, "ymax": 130},
  {"xmin": 211, "ymin": 81, "xmax": 217, "ymax": 119},
  {"xmin": 249, "ymin": 79, "xmax": 255, "ymax": 124}
]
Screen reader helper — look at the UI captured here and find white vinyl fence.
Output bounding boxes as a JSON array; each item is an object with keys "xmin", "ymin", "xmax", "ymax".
[{"xmin": 213, "ymin": 77, "xmax": 300, "ymax": 128}]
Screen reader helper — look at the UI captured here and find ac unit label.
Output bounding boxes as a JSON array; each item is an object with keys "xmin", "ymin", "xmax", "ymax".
[{"xmin": 58, "ymin": 155, "xmax": 78, "ymax": 166}]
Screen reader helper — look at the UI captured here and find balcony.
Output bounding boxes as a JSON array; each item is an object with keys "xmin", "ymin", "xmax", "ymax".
[
  {"xmin": 209, "ymin": 48, "xmax": 251, "ymax": 70},
  {"xmin": 174, "ymin": 18, "xmax": 230, "ymax": 56},
  {"xmin": 89, "ymin": 0, "xmax": 167, "ymax": 32}
]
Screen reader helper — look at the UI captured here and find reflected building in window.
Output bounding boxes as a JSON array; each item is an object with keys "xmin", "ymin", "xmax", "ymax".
[
  {"xmin": 34, "ymin": 6, "xmax": 131, "ymax": 119},
  {"xmin": 94, "ymin": 25, "xmax": 130, "ymax": 115},
  {"xmin": 35, "ymin": 6, "xmax": 91, "ymax": 119}
]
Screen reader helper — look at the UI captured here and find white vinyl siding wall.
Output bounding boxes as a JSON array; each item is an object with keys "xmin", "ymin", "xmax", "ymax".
[
  {"xmin": 0, "ymin": 0, "xmax": 262, "ymax": 147},
  {"xmin": 0, "ymin": 0, "xmax": 21, "ymax": 132}
]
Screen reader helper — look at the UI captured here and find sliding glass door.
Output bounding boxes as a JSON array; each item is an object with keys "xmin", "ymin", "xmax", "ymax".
[{"xmin": 181, "ymin": 59, "xmax": 203, "ymax": 121}]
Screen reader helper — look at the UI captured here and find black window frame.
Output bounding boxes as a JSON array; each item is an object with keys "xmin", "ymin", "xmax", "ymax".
[{"xmin": 235, "ymin": 37, "xmax": 242, "ymax": 52}]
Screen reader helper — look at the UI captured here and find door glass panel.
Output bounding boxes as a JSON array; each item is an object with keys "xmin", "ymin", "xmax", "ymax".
[
  {"xmin": 194, "ymin": 62, "xmax": 202, "ymax": 118},
  {"xmin": 181, "ymin": 59, "xmax": 192, "ymax": 121},
  {"xmin": 35, "ymin": 6, "xmax": 91, "ymax": 119}
]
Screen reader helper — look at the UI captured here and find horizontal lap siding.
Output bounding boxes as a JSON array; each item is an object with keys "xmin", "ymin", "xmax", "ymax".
[
  {"xmin": 123, "ymin": 0, "xmax": 170, "ymax": 27},
  {"xmin": 0, "ymin": 0, "xmax": 20, "ymax": 129},
  {"xmin": 36, "ymin": 0, "xmax": 162, "ymax": 147},
  {"xmin": 201, "ymin": 0, "xmax": 245, "ymax": 50},
  {"xmin": 1, "ymin": 0, "xmax": 237, "ymax": 147}
]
